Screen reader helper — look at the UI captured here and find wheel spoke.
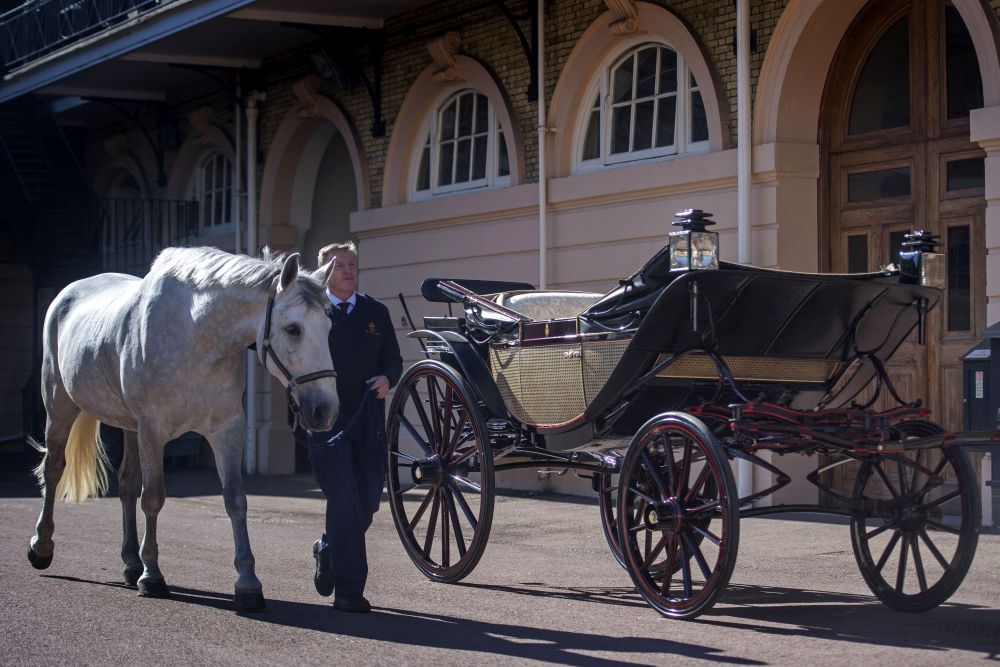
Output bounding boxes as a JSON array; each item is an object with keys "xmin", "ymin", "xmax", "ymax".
[
  {"xmin": 426, "ymin": 377, "xmax": 443, "ymax": 450},
  {"xmin": 690, "ymin": 523, "xmax": 722, "ymax": 547},
  {"xmin": 894, "ymin": 531, "xmax": 910, "ymax": 593},
  {"xmin": 422, "ymin": 489, "xmax": 441, "ymax": 557},
  {"xmin": 662, "ymin": 435, "xmax": 677, "ymax": 494},
  {"xmin": 641, "ymin": 449, "xmax": 669, "ymax": 501},
  {"xmin": 874, "ymin": 462, "xmax": 900, "ymax": 500},
  {"xmin": 910, "ymin": 534, "xmax": 928, "ymax": 593},
  {"xmin": 661, "ymin": 537, "xmax": 678, "ymax": 596},
  {"xmin": 919, "ymin": 489, "xmax": 961, "ymax": 512},
  {"xmin": 686, "ymin": 499, "xmax": 721, "ymax": 515},
  {"xmin": 644, "ymin": 527, "xmax": 653, "ymax": 563},
  {"xmin": 684, "ymin": 465, "xmax": 712, "ymax": 505},
  {"xmin": 444, "ymin": 488, "xmax": 466, "ymax": 558},
  {"xmin": 865, "ymin": 519, "xmax": 893, "ymax": 540},
  {"xmin": 407, "ymin": 385, "xmax": 435, "ymax": 453},
  {"xmin": 398, "ymin": 414, "xmax": 432, "ymax": 456},
  {"xmin": 875, "ymin": 530, "xmax": 902, "ymax": 572},
  {"xmin": 896, "ymin": 459, "xmax": 909, "ymax": 495},
  {"xmin": 925, "ymin": 519, "xmax": 961, "ymax": 535},
  {"xmin": 450, "ymin": 474, "xmax": 481, "ymax": 494},
  {"xmin": 408, "ymin": 489, "xmax": 435, "ymax": 531},
  {"xmin": 643, "ymin": 534, "xmax": 667, "ymax": 569},
  {"xmin": 449, "ymin": 443, "xmax": 478, "ymax": 467},
  {"xmin": 917, "ymin": 527, "xmax": 951, "ymax": 569},
  {"xmin": 394, "ymin": 482, "xmax": 417, "ymax": 496},
  {"xmin": 677, "ymin": 440, "xmax": 692, "ymax": 498},
  {"xmin": 628, "ymin": 486, "xmax": 659, "ymax": 506},
  {"xmin": 683, "ymin": 532, "xmax": 712, "ymax": 580},
  {"xmin": 441, "ymin": 488, "xmax": 450, "ymax": 567},
  {"xmin": 440, "ymin": 385, "xmax": 453, "ymax": 456},
  {"xmin": 449, "ymin": 483, "xmax": 479, "ymax": 530},
  {"xmin": 390, "ymin": 449, "xmax": 419, "ymax": 463},
  {"xmin": 679, "ymin": 540, "xmax": 693, "ymax": 598}
]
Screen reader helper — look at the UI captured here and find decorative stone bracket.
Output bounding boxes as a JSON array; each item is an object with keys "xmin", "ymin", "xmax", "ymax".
[
  {"xmin": 188, "ymin": 106, "xmax": 215, "ymax": 146},
  {"xmin": 605, "ymin": 0, "xmax": 638, "ymax": 35},
  {"xmin": 428, "ymin": 31, "xmax": 461, "ymax": 83},
  {"xmin": 292, "ymin": 74, "xmax": 324, "ymax": 118}
]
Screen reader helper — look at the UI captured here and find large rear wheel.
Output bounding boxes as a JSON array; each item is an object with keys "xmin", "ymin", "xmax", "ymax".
[
  {"xmin": 850, "ymin": 420, "xmax": 979, "ymax": 611},
  {"xmin": 386, "ymin": 360, "xmax": 494, "ymax": 583},
  {"xmin": 617, "ymin": 413, "xmax": 738, "ymax": 620}
]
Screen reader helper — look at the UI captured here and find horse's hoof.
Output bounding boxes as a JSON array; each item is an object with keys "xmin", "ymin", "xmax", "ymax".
[
  {"xmin": 137, "ymin": 578, "xmax": 171, "ymax": 598},
  {"xmin": 27, "ymin": 547, "xmax": 53, "ymax": 570},
  {"xmin": 234, "ymin": 590, "xmax": 266, "ymax": 612},
  {"xmin": 123, "ymin": 567, "xmax": 142, "ymax": 587}
]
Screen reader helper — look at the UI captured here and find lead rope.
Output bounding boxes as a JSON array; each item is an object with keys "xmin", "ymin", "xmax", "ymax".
[{"xmin": 304, "ymin": 389, "xmax": 375, "ymax": 449}]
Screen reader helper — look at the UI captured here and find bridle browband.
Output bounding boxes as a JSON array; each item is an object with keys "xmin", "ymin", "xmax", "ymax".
[{"xmin": 259, "ymin": 277, "xmax": 338, "ymax": 425}]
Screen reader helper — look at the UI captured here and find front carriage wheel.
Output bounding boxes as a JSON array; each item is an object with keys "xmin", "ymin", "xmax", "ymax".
[
  {"xmin": 850, "ymin": 420, "xmax": 979, "ymax": 612},
  {"xmin": 387, "ymin": 360, "xmax": 495, "ymax": 583},
  {"xmin": 617, "ymin": 413, "xmax": 739, "ymax": 620}
]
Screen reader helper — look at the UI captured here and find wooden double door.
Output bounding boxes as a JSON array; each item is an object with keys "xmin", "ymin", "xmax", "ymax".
[{"xmin": 822, "ymin": 0, "xmax": 986, "ymax": 432}]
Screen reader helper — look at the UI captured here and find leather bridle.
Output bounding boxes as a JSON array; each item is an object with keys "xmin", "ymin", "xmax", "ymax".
[{"xmin": 258, "ymin": 280, "xmax": 337, "ymax": 425}]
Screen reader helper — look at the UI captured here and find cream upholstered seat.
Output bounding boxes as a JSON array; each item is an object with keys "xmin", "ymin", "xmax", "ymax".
[{"xmin": 493, "ymin": 290, "xmax": 604, "ymax": 321}]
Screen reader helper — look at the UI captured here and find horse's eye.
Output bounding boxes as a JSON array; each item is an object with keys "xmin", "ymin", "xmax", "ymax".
[{"xmin": 284, "ymin": 324, "xmax": 301, "ymax": 337}]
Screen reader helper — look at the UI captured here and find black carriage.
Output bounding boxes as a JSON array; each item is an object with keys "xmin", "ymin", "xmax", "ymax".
[{"xmin": 386, "ymin": 210, "xmax": 984, "ymax": 620}]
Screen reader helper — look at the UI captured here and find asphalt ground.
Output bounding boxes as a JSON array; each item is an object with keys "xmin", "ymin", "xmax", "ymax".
[{"xmin": 1, "ymin": 456, "xmax": 998, "ymax": 666}]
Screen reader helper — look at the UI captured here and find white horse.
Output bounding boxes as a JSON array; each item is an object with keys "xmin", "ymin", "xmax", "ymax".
[{"xmin": 26, "ymin": 247, "xmax": 339, "ymax": 611}]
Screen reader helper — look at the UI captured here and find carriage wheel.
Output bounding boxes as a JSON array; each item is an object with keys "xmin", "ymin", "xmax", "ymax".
[
  {"xmin": 386, "ymin": 360, "xmax": 494, "ymax": 583},
  {"xmin": 617, "ymin": 413, "xmax": 739, "ymax": 620},
  {"xmin": 598, "ymin": 473, "xmax": 626, "ymax": 568},
  {"xmin": 850, "ymin": 420, "xmax": 980, "ymax": 612}
]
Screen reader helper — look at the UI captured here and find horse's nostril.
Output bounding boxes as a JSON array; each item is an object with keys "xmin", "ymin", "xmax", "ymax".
[{"xmin": 312, "ymin": 403, "xmax": 329, "ymax": 425}]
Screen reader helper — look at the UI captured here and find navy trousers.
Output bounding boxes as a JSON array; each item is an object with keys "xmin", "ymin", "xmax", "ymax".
[{"xmin": 308, "ymin": 432, "xmax": 384, "ymax": 597}]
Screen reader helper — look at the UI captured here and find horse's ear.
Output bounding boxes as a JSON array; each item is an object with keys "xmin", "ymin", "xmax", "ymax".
[
  {"xmin": 315, "ymin": 260, "xmax": 333, "ymax": 287},
  {"xmin": 279, "ymin": 253, "xmax": 300, "ymax": 292}
]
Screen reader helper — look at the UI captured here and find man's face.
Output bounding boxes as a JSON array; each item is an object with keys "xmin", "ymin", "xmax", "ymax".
[{"xmin": 326, "ymin": 251, "xmax": 358, "ymax": 297}]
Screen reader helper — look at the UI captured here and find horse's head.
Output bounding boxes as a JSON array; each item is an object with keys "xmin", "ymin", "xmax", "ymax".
[{"xmin": 257, "ymin": 253, "xmax": 339, "ymax": 432}]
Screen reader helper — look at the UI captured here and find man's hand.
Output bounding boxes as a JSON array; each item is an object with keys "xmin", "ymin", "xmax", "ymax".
[{"xmin": 366, "ymin": 375, "xmax": 390, "ymax": 399}]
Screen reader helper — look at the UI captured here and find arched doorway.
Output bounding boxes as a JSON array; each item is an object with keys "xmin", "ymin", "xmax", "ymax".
[{"xmin": 821, "ymin": 0, "xmax": 986, "ymax": 431}]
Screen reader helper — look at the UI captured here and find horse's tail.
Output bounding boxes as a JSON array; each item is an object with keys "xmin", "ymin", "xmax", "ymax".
[{"xmin": 29, "ymin": 412, "xmax": 110, "ymax": 503}]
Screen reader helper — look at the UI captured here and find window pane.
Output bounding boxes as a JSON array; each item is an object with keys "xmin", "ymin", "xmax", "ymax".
[
  {"xmin": 655, "ymin": 95, "xmax": 676, "ymax": 148},
  {"xmin": 441, "ymin": 102, "xmax": 456, "ymax": 140},
  {"xmin": 636, "ymin": 47, "xmax": 657, "ymax": 98},
  {"xmin": 946, "ymin": 6, "xmax": 983, "ymax": 120},
  {"xmin": 612, "ymin": 106, "xmax": 631, "ymax": 153},
  {"xmin": 847, "ymin": 234, "xmax": 869, "ymax": 273},
  {"xmin": 455, "ymin": 138, "xmax": 471, "ymax": 183},
  {"xmin": 690, "ymin": 89, "xmax": 708, "ymax": 143},
  {"xmin": 473, "ymin": 136, "xmax": 487, "ymax": 180},
  {"xmin": 416, "ymin": 145, "xmax": 430, "ymax": 191},
  {"xmin": 475, "ymin": 94, "xmax": 488, "ymax": 133},
  {"xmin": 582, "ymin": 108, "xmax": 600, "ymax": 161},
  {"xmin": 634, "ymin": 100, "xmax": 654, "ymax": 150},
  {"xmin": 498, "ymin": 132, "xmax": 509, "ymax": 177},
  {"xmin": 659, "ymin": 48, "xmax": 677, "ymax": 93},
  {"xmin": 948, "ymin": 225, "xmax": 971, "ymax": 331},
  {"xmin": 613, "ymin": 55, "xmax": 634, "ymax": 104},
  {"xmin": 888, "ymin": 230, "xmax": 907, "ymax": 268},
  {"xmin": 848, "ymin": 17, "xmax": 910, "ymax": 134},
  {"xmin": 946, "ymin": 157, "xmax": 985, "ymax": 191},
  {"xmin": 438, "ymin": 142, "xmax": 454, "ymax": 186},
  {"xmin": 847, "ymin": 166, "xmax": 911, "ymax": 202},
  {"xmin": 458, "ymin": 93, "xmax": 473, "ymax": 136}
]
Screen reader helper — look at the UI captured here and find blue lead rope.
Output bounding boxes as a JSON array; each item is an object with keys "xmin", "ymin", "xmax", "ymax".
[{"xmin": 305, "ymin": 389, "xmax": 378, "ymax": 449}]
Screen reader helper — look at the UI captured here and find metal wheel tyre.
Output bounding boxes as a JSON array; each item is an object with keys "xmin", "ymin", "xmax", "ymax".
[
  {"xmin": 850, "ymin": 420, "xmax": 980, "ymax": 612},
  {"xmin": 387, "ymin": 360, "xmax": 495, "ymax": 583},
  {"xmin": 598, "ymin": 473, "xmax": 627, "ymax": 568},
  {"xmin": 617, "ymin": 412, "xmax": 739, "ymax": 620}
]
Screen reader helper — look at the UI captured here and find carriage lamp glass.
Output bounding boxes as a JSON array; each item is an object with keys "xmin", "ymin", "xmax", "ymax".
[
  {"xmin": 669, "ymin": 209, "xmax": 719, "ymax": 271},
  {"xmin": 899, "ymin": 230, "xmax": 945, "ymax": 289}
]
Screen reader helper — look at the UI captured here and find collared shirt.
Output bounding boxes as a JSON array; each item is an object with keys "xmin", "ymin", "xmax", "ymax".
[{"xmin": 327, "ymin": 290, "xmax": 357, "ymax": 314}]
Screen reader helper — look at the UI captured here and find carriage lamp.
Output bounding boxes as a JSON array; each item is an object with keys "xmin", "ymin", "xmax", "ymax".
[
  {"xmin": 899, "ymin": 230, "xmax": 945, "ymax": 289},
  {"xmin": 669, "ymin": 209, "xmax": 719, "ymax": 271}
]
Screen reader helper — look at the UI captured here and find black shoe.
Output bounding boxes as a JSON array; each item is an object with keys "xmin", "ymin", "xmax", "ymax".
[
  {"xmin": 312, "ymin": 540, "xmax": 333, "ymax": 597},
  {"xmin": 332, "ymin": 595, "xmax": 371, "ymax": 613}
]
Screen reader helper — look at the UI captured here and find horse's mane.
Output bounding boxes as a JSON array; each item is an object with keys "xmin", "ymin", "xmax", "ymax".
[{"xmin": 149, "ymin": 246, "xmax": 328, "ymax": 309}]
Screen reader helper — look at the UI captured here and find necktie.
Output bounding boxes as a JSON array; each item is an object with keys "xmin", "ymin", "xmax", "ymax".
[{"xmin": 338, "ymin": 302, "xmax": 350, "ymax": 315}]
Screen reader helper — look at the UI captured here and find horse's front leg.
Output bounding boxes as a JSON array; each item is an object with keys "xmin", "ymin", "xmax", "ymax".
[
  {"xmin": 135, "ymin": 428, "xmax": 169, "ymax": 598},
  {"xmin": 118, "ymin": 430, "xmax": 143, "ymax": 586},
  {"xmin": 206, "ymin": 418, "xmax": 265, "ymax": 612}
]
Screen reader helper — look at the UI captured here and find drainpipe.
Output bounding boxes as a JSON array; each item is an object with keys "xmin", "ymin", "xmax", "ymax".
[
  {"xmin": 736, "ymin": 0, "xmax": 753, "ymax": 501},
  {"xmin": 245, "ymin": 90, "xmax": 264, "ymax": 475},
  {"xmin": 537, "ymin": 0, "xmax": 547, "ymax": 289}
]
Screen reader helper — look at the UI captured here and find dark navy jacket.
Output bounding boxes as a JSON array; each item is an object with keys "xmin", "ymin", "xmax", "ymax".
[{"xmin": 329, "ymin": 292, "xmax": 402, "ymax": 415}]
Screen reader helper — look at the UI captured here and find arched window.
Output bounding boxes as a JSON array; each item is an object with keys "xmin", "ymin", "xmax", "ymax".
[
  {"xmin": 189, "ymin": 152, "xmax": 234, "ymax": 230},
  {"xmin": 413, "ymin": 89, "xmax": 510, "ymax": 197},
  {"xmin": 579, "ymin": 42, "xmax": 708, "ymax": 169}
]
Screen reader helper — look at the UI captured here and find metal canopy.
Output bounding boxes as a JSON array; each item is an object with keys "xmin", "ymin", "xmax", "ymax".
[{"xmin": 0, "ymin": 0, "xmax": 436, "ymax": 122}]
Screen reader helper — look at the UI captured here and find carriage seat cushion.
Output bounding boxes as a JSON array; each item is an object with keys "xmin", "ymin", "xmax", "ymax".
[{"xmin": 493, "ymin": 290, "xmax": 604, "ymax": 321}]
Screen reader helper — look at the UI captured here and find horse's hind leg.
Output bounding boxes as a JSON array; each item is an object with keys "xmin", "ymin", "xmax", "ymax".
[
  {"xmin": 207, "ymin": 419, "xmax": 265, "ymax": 612},
  {"xmin": 118, "ymin": 430, "xmax": 143, "ymax": 586},
  {"xmin": 135, "ymin": 429, "xmax": 170, "ymax": 598},
  {"xmin": 27, "ymin": 398, "xmax": 79, "ymax": 569}
]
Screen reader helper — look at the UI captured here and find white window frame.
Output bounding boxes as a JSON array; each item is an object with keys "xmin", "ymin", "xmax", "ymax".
[
  {"xmin": 576, "ymin": 41, "xmax": 709, "ymax": 172},
  {"xmin": 190, "ymin": 152, "xmax": 234, "ymax": 232},
  {"xmin": 411, "ymin": 89, "xmax": 511, "ymax": 199}
]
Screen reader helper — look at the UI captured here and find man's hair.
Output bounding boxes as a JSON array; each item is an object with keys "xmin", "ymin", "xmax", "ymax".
[{"xmin": 317, "ymin": 241, "xmax": 357, "ymax": 267}]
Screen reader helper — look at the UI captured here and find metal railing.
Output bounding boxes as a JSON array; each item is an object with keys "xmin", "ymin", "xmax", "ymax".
[
  {"xmin": 101, "ymin": 198, "xmax": 198, "ymax": 276},
  {"xmin": 1, "ymin": 0, "xmax": 170, "ymax": 72}
]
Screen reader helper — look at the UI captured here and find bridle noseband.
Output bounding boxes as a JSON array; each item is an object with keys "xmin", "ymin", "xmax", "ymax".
[{"xmin": 259, "ymin": 281, "xmax": 338, "ymax": 425}]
